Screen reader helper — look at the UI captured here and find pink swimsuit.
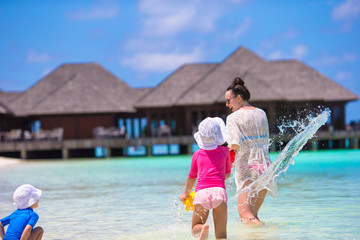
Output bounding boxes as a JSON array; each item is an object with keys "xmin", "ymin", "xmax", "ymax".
[{"xmin": 188, "ymin": 146, "xmax": 231, "ymax": 209}]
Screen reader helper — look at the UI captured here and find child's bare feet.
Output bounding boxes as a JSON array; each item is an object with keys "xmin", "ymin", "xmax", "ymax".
[{"xmin": 199, "ymin": 224, "xmax": 209, "ymax": 240}]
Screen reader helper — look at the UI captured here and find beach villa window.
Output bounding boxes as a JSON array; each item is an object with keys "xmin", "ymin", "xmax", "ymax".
[
  {"xmin": 126, "ymin": 118, "xmax": 132, "ymax": 139},
  {"xmin": 151, "ymin": 120, "xmax": 157, "ymax": 136},
  {"xmin": 118, "ymin": 118, "xmax": 125, "ymax": 129},
  {"xmin": 201, "ymin": 110, "xmax": 207, "ymax": 120},
  {"xmin": 31, "ymin": 120, "xmax": 41, "ymax": 133},
  {"xmin": 140, "ymin": 118, "xmax": 147, "ymax": 137},
  {"xmin": 133, "ymin": 118, "xmax": 140, "ymax": 138},
  {"xmin": 170, "ymin": 119, "xmax": 176, "ymax": 132},
  {"xmin": 192, "ymin": 111, "xmax": 198, "ymax": 126},
  {"xmin": 333, "ymin": 106, "xmax": 342, "ymax": 129}
]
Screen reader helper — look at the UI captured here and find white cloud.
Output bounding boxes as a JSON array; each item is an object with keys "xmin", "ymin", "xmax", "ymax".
[
  {"xmin": 280, "ymin": 29, "xmax": 300, "ymax": 40},
  {"xmin": 233, "ymin": 17, "xmax": 253, "ymax": 39},
  {"xmin": 67, "ymin": 6, "xmax": 118, "ymax": 20},
  {"xmin": 335, "ymin": 71, "xmax": 353, "ymax": 80},
  {"xmin": 122, "ymin": 49, "xmax": 203, "ymax": 72},
  {"xmin": 268, "ymin": 44, "xmax": 308, "ymax": 60},
  {"xmin": 226, "ymin": 0, "xmax": 249, "ymax": 3},
  {"xmin": 122, "ymin": 0, "xmax": 249, "ymax": 72},
  {"xmin": 268, "ymin": 51, "xmax": 284, "ymax": 60},
  {"xmin": 258, "ymin": 29, "xmax": 300, "ymax": 52},
  {"xmin": 90, "ymin": 29, "xmax": 107, "ymax": 37},
  {"xmin": 315, "ymin": 53, "xmax": 358, "ymax": 67},
  {"xmin": 124, "ymin": 38, "xmax": 173, "ymax": 53},
  {"xmin": 332, "ymin": 0, "xmax": 360, "ymax": 21},
  {"xmin": 293, "ymin": 44, "xmax": 308, "ymax": 59},
  {"xmin": 219, "ymin": 17, "xmax": 253, "ymax": 44},
  {"xmin": 332, "ymin": 0, "xmax": 360, "ymax": 31},
  {"xmin": 26, "ymin": 50, "xmax": 52, "ymax": 63},
  {"xmin": 138, "ymin": 0, "xmax": 223, "ymax": 36},
  {"xmin": 142, "ymin": 7, "xmax": 197, "ymax": 36}
]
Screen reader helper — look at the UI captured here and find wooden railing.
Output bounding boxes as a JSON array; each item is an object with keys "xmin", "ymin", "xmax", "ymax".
[{"xmin": 0, "ymin": 130, "xmax": 359, "ymax": 159}]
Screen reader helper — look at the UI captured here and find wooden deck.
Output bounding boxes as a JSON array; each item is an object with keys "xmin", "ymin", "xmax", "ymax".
[{"xmin": 0, "ymin": 131, "xmax": 359, "ymax": 159}]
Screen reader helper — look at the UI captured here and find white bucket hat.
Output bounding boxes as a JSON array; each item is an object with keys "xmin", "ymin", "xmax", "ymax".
[
  {"xmin": 13, "ymin": 184, "xmax": 42, "ymax": 209},
  {"xmin": 194, "ymin": 117, "xmax": 229, "ymax": 150}
]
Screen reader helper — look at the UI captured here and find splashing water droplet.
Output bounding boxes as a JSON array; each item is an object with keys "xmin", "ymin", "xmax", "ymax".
[{"xmin": 245, "ymin": 109, "xmax": 331, "ymax": 198}]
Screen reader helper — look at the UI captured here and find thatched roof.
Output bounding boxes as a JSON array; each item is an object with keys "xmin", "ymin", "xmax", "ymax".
[
  {"xmin": 1, "ymin": 47, "xmax": 357, "ymax": 116},
  {"xmin": 252, "ymin": 60, "xmax": 358, "ymax": 102},
  {"xmin": 0, "ymin": 91, "xmax": 23, "ymax": 104},
  {"xmin": 178, "ymin": 47, "xmax": 269, "ymax": 105},
  {"xmin": 0, "ymin": 92, "xmax": 23, "ymax": 114},
  {"xmin": 7, "ymin": 63, "xmax": 142, "ymax": 116},
  {"xmin": 137, "ymin": 46, "xmax": 358, "ymax": 108},
  {"xmin": 134, "ymin": 87, "xmax": 152, "ymax": 99},
  {"xmin": 0, "ymin": 102, "xmax": 9, "ymax": 114},
  {"xmin": 136, "ymin": 63, "xmax": 218, "ymax": 108}
]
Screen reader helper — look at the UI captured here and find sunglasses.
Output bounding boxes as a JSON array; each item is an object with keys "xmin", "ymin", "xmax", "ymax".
[{"xmin": 226, "ymin": 96, "xmax": 236, "ymax": 104}]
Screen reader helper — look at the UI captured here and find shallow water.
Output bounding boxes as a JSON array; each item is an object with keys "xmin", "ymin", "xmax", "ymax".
[{"xmin": 1, "ymin": 150, "xmax": 360, "ymax": 239}]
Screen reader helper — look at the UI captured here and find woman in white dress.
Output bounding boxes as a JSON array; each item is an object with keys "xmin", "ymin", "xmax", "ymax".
[{"xmin": 225, "ymin": 77, "xmax": 277, "ymax": 225}]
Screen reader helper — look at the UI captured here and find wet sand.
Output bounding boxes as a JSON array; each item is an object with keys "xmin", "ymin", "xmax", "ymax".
[{"xmin": 0, "ymin": 156, "xmax": 22, "ymax": 167}]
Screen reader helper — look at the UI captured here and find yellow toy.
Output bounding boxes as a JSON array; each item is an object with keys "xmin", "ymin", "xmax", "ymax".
[{"xmin": 182, "ymin": 191, "xmax": 195, "ymax": 211}]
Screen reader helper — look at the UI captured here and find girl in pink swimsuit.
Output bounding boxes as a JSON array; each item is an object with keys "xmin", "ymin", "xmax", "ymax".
[{"xmin": 179, "ymin": 117, "xmax": 231, "ymax": 240}]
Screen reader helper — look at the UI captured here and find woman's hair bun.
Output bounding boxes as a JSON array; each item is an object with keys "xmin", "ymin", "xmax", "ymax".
[
  {"xmin": 227, "ymin": 76, "xmax": 250, "ymax": 101},
  {"xmin": 234, "ymin": 77, "xmax": 245, "ymax": 86}
]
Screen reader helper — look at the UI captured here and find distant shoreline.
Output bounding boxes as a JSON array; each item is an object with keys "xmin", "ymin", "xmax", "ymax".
[{"xmin": 0, "ymin": 156, "xmax": 22, "ymax": 167}]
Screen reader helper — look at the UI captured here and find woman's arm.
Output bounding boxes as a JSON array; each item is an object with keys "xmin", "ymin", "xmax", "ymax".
[
  {"xmin": 179, "ymin": 177, "xmax": 196, "ymax": 202},
  {"xmin": 226, "ymin": 115, "xmax": 240, "ymax": 151},
  {"xmin": 20, "ymin": 225, "xmax": 32, "ymax": 240},
  {"xmin": 0, "ymin": 222, "xmax": 5, "ymax": 239}
]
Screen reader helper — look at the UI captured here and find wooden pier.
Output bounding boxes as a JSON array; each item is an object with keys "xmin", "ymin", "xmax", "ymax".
[
  {"xmin": 0, "ymin": 130, "xmax": 359, "ymax": 159},
  {"xmin": 0, "ymin": 136, "xmax": 196, "ymax": 159}
]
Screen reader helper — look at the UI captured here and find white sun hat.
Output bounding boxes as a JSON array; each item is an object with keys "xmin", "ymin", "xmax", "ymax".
[
  {"xmin": 13, "ymin": 184, "xmax": 42, "ymax": 210},
  {"xmin": 194, "ymin": 117, "xmax": 229, "ymax": 150}
]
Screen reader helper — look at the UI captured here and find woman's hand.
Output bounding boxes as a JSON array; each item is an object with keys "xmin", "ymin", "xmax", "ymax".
[
  {"xmin": 229, "ymin": 144, "xmax": 239, "ymax": 151},
  {"xmin": 179, "ymin": 192, "xmax": 188, "ymax": 202}
]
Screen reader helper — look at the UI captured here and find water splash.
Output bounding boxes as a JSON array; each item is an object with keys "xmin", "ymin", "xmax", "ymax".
[{"xmin": 245, "ymin": 109, "xmax": 331, "ymax": 197}]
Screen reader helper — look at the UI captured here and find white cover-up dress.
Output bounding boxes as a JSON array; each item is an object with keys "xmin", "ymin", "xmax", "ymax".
[{"xmin": 226, "ymin": 107, "xmax": 277, "ymax": 198}]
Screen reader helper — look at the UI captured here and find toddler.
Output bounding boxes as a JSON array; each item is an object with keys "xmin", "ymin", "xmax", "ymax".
[
  {"xmin": 0, "ymin": 184, "xmax": 43, "ymax": 240},
  {"xmin": 180, "ymin": 117, "xmax": 231, "ymax": 240}
]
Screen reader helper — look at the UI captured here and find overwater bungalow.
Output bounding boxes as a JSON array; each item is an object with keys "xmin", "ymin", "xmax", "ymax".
[
  {"xmin": 0, "ymin": 46, "xmax": 358, "ymax": 158},
  {"xmin": 0, "ymin": 63, "xmax": 150, "ymax": 140},
  {"xmin": 136, "ymin": 47, "xmax": 358, "ymax": 134}
]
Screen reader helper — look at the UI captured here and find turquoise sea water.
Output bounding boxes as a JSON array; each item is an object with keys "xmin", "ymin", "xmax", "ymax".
[{"xmin": 1, "ymin": 149, "xmax": 360, "ymax": 240}]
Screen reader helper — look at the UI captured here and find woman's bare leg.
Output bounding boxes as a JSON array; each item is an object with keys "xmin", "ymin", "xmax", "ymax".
[
  {"xmin": 213, "ymin": 201, "xmax": 227, "ymax": 239},
  {"xmin": 238, "ymin": 191, "xmax": 261, "ymax": 225},
  {"xmin": 192, "ymin": 204, "xmax": 210, "ymax": 239},
  {"xmin": 28, "ymin": 226, "xmax": 44, "ymax": 240},
  {"xmin": 253, "ymin": 189, "xmax": 267, "ymax": 219},
  {"xmin": 238, "ymin": 180, "xmax": 266, "ymax": 225}
]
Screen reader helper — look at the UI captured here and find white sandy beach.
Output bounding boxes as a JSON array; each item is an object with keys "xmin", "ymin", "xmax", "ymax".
[{"xmin": 0, "ymin": 156, "xmax": 22, "ymax": 167}]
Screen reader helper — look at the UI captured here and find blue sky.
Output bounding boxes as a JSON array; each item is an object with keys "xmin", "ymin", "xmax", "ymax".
[{"xmin": 0, "ymin": 0, "xmax": 359, "ymax": 123}]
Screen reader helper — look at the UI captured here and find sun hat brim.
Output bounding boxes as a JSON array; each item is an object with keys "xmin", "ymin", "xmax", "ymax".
[
  {"xmin": 194, "ymin": 131, "xmax": 218, "ymax": 150},
  {"xmin": 28, "ymin": 188, "xmax": 42, "ymax": 208},
  {"xmin": 194, "ymin": 117, "xmax": 229, "ymax": 150},
  {"xmin": 13, "ymin": 184, "xmax": 42, "ymax": 209}
]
